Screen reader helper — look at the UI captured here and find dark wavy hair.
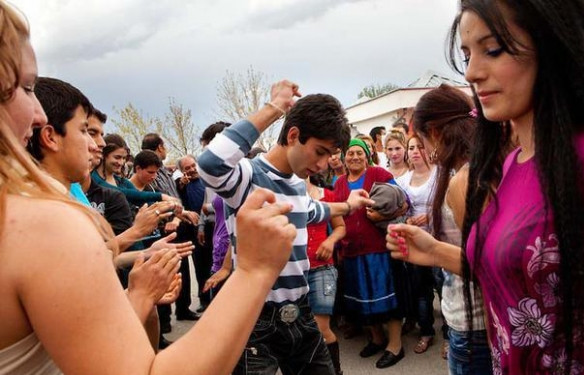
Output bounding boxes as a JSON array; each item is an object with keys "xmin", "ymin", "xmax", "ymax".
[
  {"xmin": 277, "ymin": 94, "xmax": 350, "ymax": 152},
  {"xmin": 448, "ymin": 0, "xmax": 584, "ymax": 369},
  {"xmin": 412, "ymin": 84, "xmax": 476, "ymax": 240}
]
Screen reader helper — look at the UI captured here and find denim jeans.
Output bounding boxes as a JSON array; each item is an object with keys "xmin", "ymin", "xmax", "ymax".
[
  {"xmin": 448, "ymin": 328, "xmax": 493, "ymax": 375},
  {"xmin": 233, "ymin": 303, "xmax": 335, "ymax": 375}
]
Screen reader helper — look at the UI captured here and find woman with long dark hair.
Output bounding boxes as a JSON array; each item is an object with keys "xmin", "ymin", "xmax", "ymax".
[
  {"xmin": 387, "ymin": 0, "xmax": 584, "ymax": 373},
  {"xmin": 413, "ymin": 84, "xmax": 492, "ymax": 374}
]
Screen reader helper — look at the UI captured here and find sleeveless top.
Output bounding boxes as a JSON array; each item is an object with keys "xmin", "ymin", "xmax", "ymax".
[
  {"xmin": 0, "ymin": 333, "xmax": 62, "ymax": 375},
  {"xmin": 440, "ymin": 201, "xmax": 486, "ymax": 332}
]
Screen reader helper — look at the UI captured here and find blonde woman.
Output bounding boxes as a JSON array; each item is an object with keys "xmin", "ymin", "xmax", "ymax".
[
  {"xmin": 0, "ymin": 2, "xmax": 296, "ymax": 374},
  {"xmin": 384, "ymin": 130, "xmax": 409, "ymax": 178}
]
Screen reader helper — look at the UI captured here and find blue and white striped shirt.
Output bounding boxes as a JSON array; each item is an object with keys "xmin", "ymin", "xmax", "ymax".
[{"xmin": 197, "ymin": 120, "xmax": 330, "ymax": 306}]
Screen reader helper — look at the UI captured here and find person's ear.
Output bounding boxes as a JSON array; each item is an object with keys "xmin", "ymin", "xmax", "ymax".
[
  {"xmin": 287, "ymin": 126, "xmax": 300, "ymax": 145},
  {"xmin": 38, "ymin": 125, "xmax": 61, "ymax": 153}
]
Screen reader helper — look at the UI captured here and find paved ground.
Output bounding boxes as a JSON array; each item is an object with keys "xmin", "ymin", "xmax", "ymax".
[{"xmin": 165, "ymin": 261, "xmax": 449, "ymax": 374}]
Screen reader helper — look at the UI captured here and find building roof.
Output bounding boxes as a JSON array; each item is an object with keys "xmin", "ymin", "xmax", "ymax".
[{"xmin": 406, "ymin": 69, "xmax": 467, "ymax": 88}]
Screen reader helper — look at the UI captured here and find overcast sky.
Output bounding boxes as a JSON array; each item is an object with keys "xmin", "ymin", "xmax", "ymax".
[{"xmin": 16, "ymin": 0, "xmax": 462, "ymax": 130}]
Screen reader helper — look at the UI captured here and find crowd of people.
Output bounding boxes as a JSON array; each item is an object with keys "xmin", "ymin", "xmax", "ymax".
[{"xmin": 1, "ymin": 0, "xmax": 584, "ymax": 374}]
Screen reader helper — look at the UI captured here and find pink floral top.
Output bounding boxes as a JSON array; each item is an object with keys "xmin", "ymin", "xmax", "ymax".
[{"xmin": 467, "ymin": 138, "xmax": 584, "ymax": 375}]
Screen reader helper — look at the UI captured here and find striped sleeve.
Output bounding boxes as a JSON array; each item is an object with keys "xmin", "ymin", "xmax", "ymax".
[{"xmin": 197, "ymin": 120, "xmax": 259, "ymax": 209}]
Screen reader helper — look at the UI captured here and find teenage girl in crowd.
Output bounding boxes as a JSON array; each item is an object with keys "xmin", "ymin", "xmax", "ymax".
[
  {"xmin": 384, "ymin": 130, "xmax": 408, "ymax": 178},
  {"xmin": 412, "ymin": 84, "xmax": 492, "ymax": 374},
  {"xmin": 0, "ymin": 2, "xmax": 298, "ymax": 374},
  {"xmin": 387, "ymin": 0, "xmax": 584, "ymax": 373},
  {"xmin": 92, "ymin": 134, "xmax": 174, "ymax": 207},
  {"xmin": 395, "ymin": 135, "xmax": 438, "ymax": 355}
]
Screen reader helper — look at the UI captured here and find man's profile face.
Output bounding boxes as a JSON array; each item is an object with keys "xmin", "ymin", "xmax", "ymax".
[
  {"xmin": 53, "ymin": 106, "xmax": 96, "ymax": 184},
  {"xmin": 87, "ymin": 116, "xmax": 105, "ymax": 168}
]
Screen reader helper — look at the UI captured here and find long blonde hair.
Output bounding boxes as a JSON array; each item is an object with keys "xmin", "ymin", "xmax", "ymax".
[{"xmin": 0, "ymin": 1, "xmax": 114, "ymax": 247}]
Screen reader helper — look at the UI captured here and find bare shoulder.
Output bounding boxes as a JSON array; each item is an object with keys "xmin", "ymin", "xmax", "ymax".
[
  {"xmin": 1, "ymin": 195, "xmax": 109, "ymax": 266},
  {"xmin": 4, "ymin": 195, "xmax": 100, "ymax": 237},
  {"xmin": 446, "ymin": 166, "xmax": 469, "ymax": 229}
]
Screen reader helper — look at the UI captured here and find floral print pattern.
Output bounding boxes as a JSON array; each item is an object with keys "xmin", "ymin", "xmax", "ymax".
[
  {"xmin": 542, "ymin": 348, "xmax": 584, "ymax": 375},
  {"xmin": 534, "ymin": 272, "xmax": 561, "ymax": 308},
  {"xmin": 491, "ymin": 302, "xmax": 510, "ymax": 355},
  {"xmin": 526, "ymin": 235, "xmax": 560, "ymax": 278},
  {"xmin": 508, "ymin": 298, "xmax": 555, "ymax": 348}
]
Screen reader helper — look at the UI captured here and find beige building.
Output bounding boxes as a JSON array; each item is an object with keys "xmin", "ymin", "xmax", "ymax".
[{"xmin": 346, "ymin": 70, "xmax": 472, "ymax": 137}]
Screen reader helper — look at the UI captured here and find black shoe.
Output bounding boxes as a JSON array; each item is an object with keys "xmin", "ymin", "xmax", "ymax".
[
  {"xmin": 359, "ymin": 341, "xmax": 386, "ymax": 358},
  {"xmin": 158, "ymin": 336, "xmax": 173, "ymax": 350},
  {"xmin": 375, "ymin": 348, "xmax": 405, "ymax": 368},
  {"xmin": 176, "ymin": 310, "xmax": 201, "ymax": 321},
  {"xmin": 160, "ymin": 321, "xmax": 172, "ymax": 334}
]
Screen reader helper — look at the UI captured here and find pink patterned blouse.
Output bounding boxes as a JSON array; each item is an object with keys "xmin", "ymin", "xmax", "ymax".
[{"xmin": 467, "ymin": 136, "xmax": 584, "ymax": 375}]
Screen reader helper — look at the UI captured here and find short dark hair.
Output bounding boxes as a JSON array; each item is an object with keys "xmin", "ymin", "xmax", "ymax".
[
  {"xmin": 277, "ymin": 94, "xmax": 350, "ymax": 151},
  {"xmin": 392, "ymin": 121, "xmax": 409, "ymax": 134},
  {"xmin": 28, "ymin": 77, "xmax": 93, "ymax": 160},
  {"xmin": 141, "ymin": 133, "xmax": 164, "ymax": 151},
  {"xmin": 91, "ymin": 108, "xmax": 107, "ymax": 123},
  {"xmin": 369, "ymin": 126, "xmax": 386, "ymax": 143},
  {"xmin": 200, "ymin": 121, "xmax": 231, "ymax": 145},
  {"xmin": 133, "ymin": 150, "xmax": 162, "ymax": 171}
]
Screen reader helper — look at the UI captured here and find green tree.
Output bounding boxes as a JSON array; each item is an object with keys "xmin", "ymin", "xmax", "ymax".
[{"xmin": 357, "ymin": 82, "xmax": 399, "ymax": 99}]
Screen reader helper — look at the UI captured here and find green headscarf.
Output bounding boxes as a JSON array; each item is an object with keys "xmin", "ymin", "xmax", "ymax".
[{"xmin": 347, "ymin": 138, "xmax": 373, "ymax": 165}]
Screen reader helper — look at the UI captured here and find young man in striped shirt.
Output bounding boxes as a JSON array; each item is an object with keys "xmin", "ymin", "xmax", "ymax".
[{"xmin": 198, "ymin": 80, "xmax": 372, "ymax": 375}]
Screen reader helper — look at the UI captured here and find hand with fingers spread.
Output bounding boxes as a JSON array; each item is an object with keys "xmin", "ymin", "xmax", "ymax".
[
  {"xmin": 386, "ymin": 223, "xmax": 439, "ymax": 266},
  {"xmin": 235, "ymin": 188, "xmax": 296, "ymax": 280},
  {"xmin": 146, "ymin": 232, "xmax": 194, "ymax": 258}
]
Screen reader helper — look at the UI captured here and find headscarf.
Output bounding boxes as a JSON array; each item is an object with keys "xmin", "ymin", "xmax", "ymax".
[{"xmin": 347, "ymin": 138, "xmax": 373, "ymax": 165}]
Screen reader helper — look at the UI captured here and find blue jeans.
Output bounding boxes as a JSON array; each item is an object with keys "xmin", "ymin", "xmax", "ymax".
[
  {"xmin": 448, "ymin": 328, "xmax": 492, "ymax": 375},
  {"xmin": 233, "ymin": 301, "xmax": 335, "ymax": 375},
  {"xmin": 307, "ymin": 265, "xmax": 338, "ymax": 315}
]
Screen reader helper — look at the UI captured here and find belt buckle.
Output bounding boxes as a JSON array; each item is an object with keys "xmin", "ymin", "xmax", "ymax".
[{"xmin": 278, "ymin": 304, "xmax": 300, "ymax": 323}]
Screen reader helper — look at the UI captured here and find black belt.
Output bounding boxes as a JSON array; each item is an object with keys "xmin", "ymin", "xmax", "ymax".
[{"xmin": 260, "ymin": 300, "xmax": 312, "ymax": 324}]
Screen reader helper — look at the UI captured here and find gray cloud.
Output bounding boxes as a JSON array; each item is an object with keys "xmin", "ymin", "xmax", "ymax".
[
  {"xmin": 244, "ymin": 0, "xmax": 370, "ymax": 31},
  {"xmin": 19, "ymin": 0, "xmax": 462, "ymax": 128}
]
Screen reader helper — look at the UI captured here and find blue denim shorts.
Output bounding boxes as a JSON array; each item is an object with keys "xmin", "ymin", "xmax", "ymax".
[{"xmin": 307, "ymin": 265, "xmax": 338, "ymax": 315}]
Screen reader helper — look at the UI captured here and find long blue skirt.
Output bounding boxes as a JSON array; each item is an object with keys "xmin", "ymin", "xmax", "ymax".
[{"xmin": 343, "ymin": 252, "xmax": 401, "ymax": 325}]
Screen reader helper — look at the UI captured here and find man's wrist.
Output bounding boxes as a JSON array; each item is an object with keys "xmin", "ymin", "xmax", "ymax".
[{"xmin": 344, "ymin": 201, "xmax": 352, "ymax": 215}]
